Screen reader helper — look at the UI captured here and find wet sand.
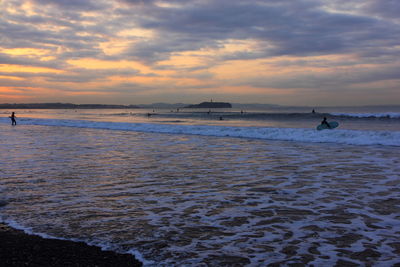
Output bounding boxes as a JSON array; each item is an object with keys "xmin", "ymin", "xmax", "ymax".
[{"xmin": 0, "ymin": 223, "xmax": 142, "ymax": 266}]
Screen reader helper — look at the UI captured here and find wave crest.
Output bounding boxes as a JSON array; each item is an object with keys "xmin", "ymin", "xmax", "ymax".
[{"xmin": 1, "ymin": 117, "xmax": 399, "ymax": 147}]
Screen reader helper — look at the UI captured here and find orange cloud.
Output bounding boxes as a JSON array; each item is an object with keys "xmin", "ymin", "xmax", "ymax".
[
  {"xmin": 67, "ymin": 58, "xmax": 153, "ymax": 74},
  {"xmin": 0, "ymin": 75, "xmax": 23, "ymax": 80},
  {"xmin": 0, "ymin": 48, "xmax": 49, "ymax": 57},
  {"xmin": 0, "ymin": 64, "xmax": 63, "ymax": 74},
  {"xmin": 205, "ymin": 85, "xmax": 294, "ymax": 95}
]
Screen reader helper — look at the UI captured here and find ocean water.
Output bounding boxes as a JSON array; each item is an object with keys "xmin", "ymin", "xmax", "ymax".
[{"xmin": 0, "ymin": 107, "xmax": 399, "ymax": 266}]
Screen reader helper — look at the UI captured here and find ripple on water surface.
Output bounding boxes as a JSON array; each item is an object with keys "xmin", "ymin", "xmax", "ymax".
[{"xmin": 0, "ymin": 124, "xmax": 399, "ymax": 266}]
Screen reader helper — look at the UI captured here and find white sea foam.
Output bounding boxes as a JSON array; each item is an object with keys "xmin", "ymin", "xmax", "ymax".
[
  {"xmin": 330, "ymin": 112, "xmax": 400, "ymax": 118},
  {"xmin": 1, "ymin": 117, "xmax": 399, "ymax": 146},
  {"xmin": 1, "ymin": 218, "xmax": 71, "ymax": 240},
  {"xmin": 1, "ymin": 122, "xmax": 399, "ymax": 266}
]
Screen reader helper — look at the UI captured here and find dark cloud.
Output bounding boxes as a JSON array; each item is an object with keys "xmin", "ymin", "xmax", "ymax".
[
  {"xmin": 118, "ymin": 0, "xmax": 155, "ymax": 5},
  {"xmin": 3, "ymin": 0, "xmax": 399, "ymax": 63},
  {"xmin": 115, "ymin": 0, "xmax": 400, "ymax": 63},
  {"xmin": 117, "ymin": 0, "xmax": 187, "ymax": 6},
  {"xmin": 44, "ymin": 68, "xmax": 142, "ymax": 83},
  {"xmin": 30, "ymin": 0, "xmax": 103, "ymax": 11},
  {"xmin": 0, "ymin": 16, "xmax": 104, "ymax": 57},
  {"xmin": 0, "ymin": 53, "xmax": 65, "ymax": 69},
  {"xmin": 363, "ymin": 0, "xmax": 400, "ymax": 19},
  {"xmin": 0, "ymin": 78, "xmax": 34, "ymax": 88},
  {"xmin": 1, "ymin": 0, "xmax": 400, "ymax": 104},
  {"xmin": 242, "ymin": 65, "xmax": 400, "ymax": 90},
  {"xmin": 0, "ymin": 67, "xmax": 142, "ymax": 83}
]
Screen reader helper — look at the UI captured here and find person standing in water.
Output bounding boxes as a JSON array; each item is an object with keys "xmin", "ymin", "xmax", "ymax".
[{"xmin": 10, "ymin": 112, "xmax": 17, "ymax": 125}]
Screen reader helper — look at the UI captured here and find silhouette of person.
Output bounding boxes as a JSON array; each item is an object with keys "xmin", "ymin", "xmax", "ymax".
[
  {"xmin": 321, "ymin": 117, "xmax": 330, "ymax": 128},
  {"xmin": 312, "ymin": 109, "xmax": 315, "ymax": 114},
  {"xmin": 10, "ymin": 112, "xmax": 16, "ymax": 125}
]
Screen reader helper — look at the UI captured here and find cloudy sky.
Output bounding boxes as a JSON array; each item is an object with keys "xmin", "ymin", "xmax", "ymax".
[{"xmin": 1, "ymin": 0, "xmax": 399, "ymax": 105}]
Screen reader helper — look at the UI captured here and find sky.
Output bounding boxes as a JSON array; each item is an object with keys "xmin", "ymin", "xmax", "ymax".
[{"xmin": 1, "ymin": 0, "xmax": 399, "ymax": 106}]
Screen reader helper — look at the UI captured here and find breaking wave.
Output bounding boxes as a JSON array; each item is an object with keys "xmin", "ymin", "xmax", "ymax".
[
  {"xmin": 1, "ymin": 117, "xmax": 399, "ymax": 146},
  {"xmin": 329, "ymin": 112, "xmax": 400, "ymax": 119}
]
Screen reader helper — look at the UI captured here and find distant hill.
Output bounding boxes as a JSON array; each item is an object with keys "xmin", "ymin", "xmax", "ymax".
[
  {"xmin": 0, "ymin": 103, "xmax": 140, "ymax": 109},
  {"xmin": 184, "ymin": 102, "xmax": 232, "ymax": 109}
]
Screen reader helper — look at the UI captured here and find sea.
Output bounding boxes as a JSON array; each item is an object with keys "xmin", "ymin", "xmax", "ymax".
[{"xmin": 0, "ymin": 106, "xmax": 399, "ymax": 266}]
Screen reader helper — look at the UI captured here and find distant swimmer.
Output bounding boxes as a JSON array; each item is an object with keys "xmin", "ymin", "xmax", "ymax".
[
  {"xmin": 321, "ymin": 117, "xmax": 331, "ymax": 128},
  {"xmin": 9, "ymin": 112, "xmax": 16, "ymax": 125}
]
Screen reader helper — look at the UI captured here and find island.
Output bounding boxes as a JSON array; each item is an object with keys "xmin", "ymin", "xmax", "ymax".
[{"xmin": 184, "ymin": 102, "xmax": 232, "ymax": 109}]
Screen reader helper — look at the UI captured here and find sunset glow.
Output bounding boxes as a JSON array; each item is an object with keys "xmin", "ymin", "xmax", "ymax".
[{"xmin": 1, "ymin": 0, "xmax": 399, "ymax": 105}]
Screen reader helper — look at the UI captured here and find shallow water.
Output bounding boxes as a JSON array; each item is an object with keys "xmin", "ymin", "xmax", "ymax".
[
  {"xmin": 2, "ymin": 107, "xmax": 400, "ymax": 131},
  {"xmin": 1, "ymin": 122, "xmax": 399, "ymax": 266}
]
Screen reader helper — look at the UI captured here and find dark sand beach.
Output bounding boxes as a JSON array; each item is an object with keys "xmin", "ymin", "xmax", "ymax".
[{"xmin": 0, "ymin": 223, "xmax": 142, "ymax": 266}]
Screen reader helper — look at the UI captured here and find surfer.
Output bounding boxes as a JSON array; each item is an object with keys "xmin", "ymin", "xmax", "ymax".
[
  {"xmin": 312, "ymin": 109, "xmax": 315, "ymax": 114},
  {"xmin": 10, "ymin": 112, "xmax": 16, "ymax": 125},
  {"xmin": 321, "ymin": 117, "xmax": 331, "ymax": 129}
]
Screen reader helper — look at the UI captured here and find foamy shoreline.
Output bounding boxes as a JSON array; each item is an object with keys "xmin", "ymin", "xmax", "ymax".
[
  {"xmin": 1, "ymin": 117, "xmax": 399, "ymax": 146},
  {"xmin": 1, "ymin": 114, "xmax": 399, "ymax": 266}
]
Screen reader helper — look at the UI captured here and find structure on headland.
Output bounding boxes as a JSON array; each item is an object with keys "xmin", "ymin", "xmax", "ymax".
[{"xmin": 184, "ymin": 102, "xmax": 232, "ymax": 109}]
